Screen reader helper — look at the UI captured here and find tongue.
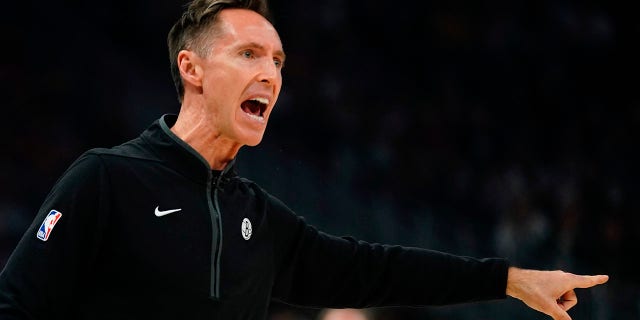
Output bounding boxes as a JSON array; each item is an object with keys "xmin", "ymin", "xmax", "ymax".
[{"xmin": 241, "ymin": 101, "xmax": 261, "ymax": 116}]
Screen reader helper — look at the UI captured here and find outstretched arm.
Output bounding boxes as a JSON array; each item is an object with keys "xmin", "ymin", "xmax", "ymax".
[{"xmin": 506, "ymin": 267, "xmax": 609, "ymax": 320}]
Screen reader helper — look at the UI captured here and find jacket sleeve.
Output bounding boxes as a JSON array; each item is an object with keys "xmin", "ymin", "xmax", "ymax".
[
  {"xmin": 268, "ymin": 193, "xmax": 509, "ymax": 309},
  {"xmin": 0, "ymin": 152, "xmax": 111, "ymax": 319}
]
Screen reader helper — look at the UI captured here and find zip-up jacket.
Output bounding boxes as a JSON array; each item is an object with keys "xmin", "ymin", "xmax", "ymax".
[{"xmin": 0, "ymin": 114, "xmax": 509, "ymax": 320}]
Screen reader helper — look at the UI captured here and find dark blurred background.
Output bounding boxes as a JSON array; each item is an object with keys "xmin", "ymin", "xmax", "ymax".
[{"xmin": 1, "ymin": 0, "xmax": 638, "ymax": 319}]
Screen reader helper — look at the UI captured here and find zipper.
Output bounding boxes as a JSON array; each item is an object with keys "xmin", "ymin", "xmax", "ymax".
[
  {"xmin": 213, "ymin": 172, "xmax": 226, "ymax": 298},
  {"xmin": 208, "ymin": 171, "xmax": 224, "ymax": 299},
  {"xmin": 208, "ymin": 162, "xmax": 234, "ymax": 299}
]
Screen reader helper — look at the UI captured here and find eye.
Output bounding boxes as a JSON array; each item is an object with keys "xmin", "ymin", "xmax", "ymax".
[
  {"xmin": 274, "ymin": 59, "xmax": 283, "ymax": 68},
  {"xmin": 242, "ymin": 50, "xmax": 254, "ymax": 59}
]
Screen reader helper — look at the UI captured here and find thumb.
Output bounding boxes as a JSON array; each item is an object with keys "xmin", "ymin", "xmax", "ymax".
[
  {"xmin": 550, "ymin": 305, "xmax": 572, "ymax": 320},
  {"xmin": 536, "ymin": 294, "xmax": 573, "ymax": 320}
]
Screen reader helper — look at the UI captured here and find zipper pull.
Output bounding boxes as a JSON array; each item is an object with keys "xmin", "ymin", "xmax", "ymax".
[{"xmin": 213, "ymin": 172, "xmax": 226, "ymax": 191}]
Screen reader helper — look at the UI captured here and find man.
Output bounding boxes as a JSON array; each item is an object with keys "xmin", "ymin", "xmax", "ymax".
[
  {"xmin": 0, "ymin": 0, "xmax": 608, "ymax": 320},
  {"xmin": 316, "ymin": 308, "xmax": 373, "ymax": 320}
]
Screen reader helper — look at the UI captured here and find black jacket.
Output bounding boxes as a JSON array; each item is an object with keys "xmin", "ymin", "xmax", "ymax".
[{"xmin": 0, "ymin": 114, "xmax": 509, "ymax": 320}]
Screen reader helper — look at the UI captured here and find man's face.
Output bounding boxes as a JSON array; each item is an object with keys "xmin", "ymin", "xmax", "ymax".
[{"xmin": 199, "ymin": 8, "xmax": 285, "ymax": 146}]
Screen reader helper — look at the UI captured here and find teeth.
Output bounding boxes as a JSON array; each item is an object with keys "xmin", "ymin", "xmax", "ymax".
[
  {"xmin": 252, "ymin": 97, "xmax": 269, "ymax": 105},
  {"xmin": 246, "ymin": 113, "xmax": 265, "ymax": 122}
]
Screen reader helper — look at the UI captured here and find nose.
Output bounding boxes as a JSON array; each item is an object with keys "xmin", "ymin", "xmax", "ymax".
[{"xmin": 257, "ymin": 57, "xmax": 279, "ymax": 84}]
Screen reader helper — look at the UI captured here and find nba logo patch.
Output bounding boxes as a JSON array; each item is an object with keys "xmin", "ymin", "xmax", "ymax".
[{"xmin": 37, "ymin": 210, "xmax": 63, "ymax": 241}]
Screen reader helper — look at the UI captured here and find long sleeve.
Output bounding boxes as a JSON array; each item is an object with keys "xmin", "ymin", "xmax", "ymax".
[
  {"xmin": 268, "ymin": 193, "xmax": 509, "ymax": 309},
  {"xmin": 0, "ymin": 153, "xmax": 111, "ymax": 319}
]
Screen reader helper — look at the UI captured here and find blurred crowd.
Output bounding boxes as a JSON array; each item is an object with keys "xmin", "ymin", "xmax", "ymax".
[{"xmin": 1, "ymin": 1, "xmax": 637, "ymax": 319}]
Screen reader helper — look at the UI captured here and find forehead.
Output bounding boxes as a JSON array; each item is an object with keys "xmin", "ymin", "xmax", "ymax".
[{"xmin": 213, "ymin": 8, "xmax": 284, "ymax": 53}]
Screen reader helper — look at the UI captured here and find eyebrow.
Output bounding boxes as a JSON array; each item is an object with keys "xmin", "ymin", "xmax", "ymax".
[{"xmin": 246, "ymin": 42, "xmax": 286, "ymax": 61}]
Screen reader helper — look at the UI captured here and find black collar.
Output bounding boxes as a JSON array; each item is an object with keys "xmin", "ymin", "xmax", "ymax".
[{"xmin": 140, "ymin": 114, "xmax": 237, "ymax": 185}]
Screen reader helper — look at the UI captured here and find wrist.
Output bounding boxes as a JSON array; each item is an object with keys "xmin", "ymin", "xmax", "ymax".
[{"xmin": 506, "ymin": 266, "xmax": 525, "ymax": 298}]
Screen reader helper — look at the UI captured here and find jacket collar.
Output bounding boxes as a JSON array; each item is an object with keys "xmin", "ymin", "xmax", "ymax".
[{"xmin": 141, "ymin": 114, "xmax": 237, "ymax": 185}]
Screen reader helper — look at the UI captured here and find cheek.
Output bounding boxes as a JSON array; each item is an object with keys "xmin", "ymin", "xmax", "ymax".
[{"xmin": 204, "ymin": 79, "xmax": 236, "ymax": 116}]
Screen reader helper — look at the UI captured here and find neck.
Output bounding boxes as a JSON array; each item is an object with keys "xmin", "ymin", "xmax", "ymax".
[{"xmin": 171, "ymin": 104, "xmax": 242, "ymax": 171}]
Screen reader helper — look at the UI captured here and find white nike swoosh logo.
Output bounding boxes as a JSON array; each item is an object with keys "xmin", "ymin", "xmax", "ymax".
[{"xmin": 154, "ymin": 206, "xmax": 182, "ymax": 217}]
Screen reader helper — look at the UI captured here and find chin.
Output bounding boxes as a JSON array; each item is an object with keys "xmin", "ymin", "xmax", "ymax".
[
  {"xmin": 241, "ymin": 134, "xmax": 264, "ymax": 147},
  {"xmin": 233, "ymin": 124, "xmax": 267, "ymax": 146},
  {"xmin": 245, "ymin": 140, "xmax": 262, "ymax": 147}
]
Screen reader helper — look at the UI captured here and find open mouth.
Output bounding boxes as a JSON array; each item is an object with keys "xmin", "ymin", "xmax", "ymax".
[{"xmin": 241, "ymin": 97, "xmax": 268, "ymax": 120}]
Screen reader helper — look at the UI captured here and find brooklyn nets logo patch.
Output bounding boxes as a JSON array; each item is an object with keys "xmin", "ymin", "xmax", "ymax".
[{"xmin": 241, "ymin": 218, "xmax": 252, "ymax": 240}]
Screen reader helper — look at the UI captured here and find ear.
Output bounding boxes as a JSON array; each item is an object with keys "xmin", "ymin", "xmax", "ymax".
[{"xmin": 177, "ymin": 50, "xmax": 203, "ymax": 89}]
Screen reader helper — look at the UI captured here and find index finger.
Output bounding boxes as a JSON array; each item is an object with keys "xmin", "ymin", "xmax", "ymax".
[{"xmin": 572, "ymin": 274, "xmax": 609, "ymax": 289}]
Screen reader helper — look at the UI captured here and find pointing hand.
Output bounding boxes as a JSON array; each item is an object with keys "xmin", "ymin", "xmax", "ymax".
[{"xmin": 506, "ymin": 267, "xmax": 609, "ymax": 320}]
